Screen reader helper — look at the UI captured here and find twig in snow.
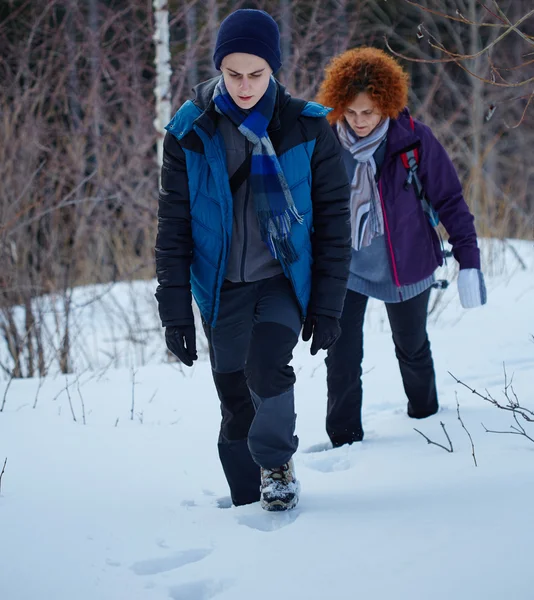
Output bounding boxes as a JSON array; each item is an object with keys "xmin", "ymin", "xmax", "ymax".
[
  {"xmin": 456, "ymin": 394, "xmax": 478, "ymax": 466},
  {"xmin": 51, "ymin": 368, "xmax": 89, "ymax": 403},
  {"xmin": 33, "ymin": 352, "xmax": 59, "ymax": 409},
  {"xmin": 482, "ymin": 411, "xmax": 534, "ymax": 444},
  {"xmin": 451, "ymin": 366, "xmax": 533, "ymax": 445},
  {"xmin": 414, "ymin": 421, "xmax": 454, "ymax": 453},
  {"xmin": 449, "ymin": 367, "xmax": 534, "ymax": 422},
  {"xmin": 502, "ymin": 240, "xmax": 527, "ymax": 271},
  {"xmin": 96, "ymin": 356, "xmax": 115, "ymax": 382},
  {"xmin": 65, "ymin": 376, "xmax": 77, "ymax": 422},
  {"xmin": 0, "ymin": 458, "xmax": 7, "ymax": 494},
  {"xmin": 33, "ymin": 375, "xmax": 46, "ymax": 409},
  {"xmin": 130, "ymin": 367, "xmax": 137, "ymax": 421},
  {"xmin": 0, "ymin": 322, "xmax": 36, "ymax": 411},
  {"xmin": 0, "ymin": 371, "xmax": 15, "ymax": 413},
  {"xmin": 77, "ymin": 380, "xmax": 86, "ymax": 425}
]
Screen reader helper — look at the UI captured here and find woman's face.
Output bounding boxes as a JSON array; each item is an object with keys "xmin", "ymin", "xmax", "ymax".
[
  {"xmin": 344, "ymin": 92, "xmax": 383, "ymax": 138},
  {"xmin": 221, "ymin": 53, "xmax": 272, "ymax": 109}
]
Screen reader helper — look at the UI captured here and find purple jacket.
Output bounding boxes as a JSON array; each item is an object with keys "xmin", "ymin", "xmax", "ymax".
[{"xmin": 338, "ymin": 109, "xmax": 481, "ymax": 286}]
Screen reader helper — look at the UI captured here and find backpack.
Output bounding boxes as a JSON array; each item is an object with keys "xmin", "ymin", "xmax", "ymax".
[{"xmin": 400, "ymin": 116, "xmax": 451, "ymax": 265}]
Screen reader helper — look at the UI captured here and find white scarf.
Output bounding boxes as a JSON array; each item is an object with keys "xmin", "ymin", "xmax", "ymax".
[{"xmin": 337, "ymin": 118, "xmax": 390, "ymax": 250}]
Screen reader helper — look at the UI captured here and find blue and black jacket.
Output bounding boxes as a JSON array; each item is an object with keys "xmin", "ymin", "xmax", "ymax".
[{"xmin": 155, "ymin": 78, "xmax": 351, "ymax": 327}]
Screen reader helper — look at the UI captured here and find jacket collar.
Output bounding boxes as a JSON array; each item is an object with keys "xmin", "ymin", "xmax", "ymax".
[
  {"xmin": 385, "ymin": 108, "xmax": 421, "ymax": 156},
  {"xmin": 331, "ymin": 108, "xmax": 421, "ymax": 157}
]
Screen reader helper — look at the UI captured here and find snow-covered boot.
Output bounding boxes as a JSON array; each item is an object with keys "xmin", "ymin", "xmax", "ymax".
[{"xmin": 260, "ymin": 459, "xmax": 300, "ymax": 511}]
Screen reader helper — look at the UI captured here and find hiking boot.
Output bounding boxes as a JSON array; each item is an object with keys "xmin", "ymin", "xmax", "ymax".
[{"xmin": 260, "ymin": 459, "xmax": 300, "ymax": 512}]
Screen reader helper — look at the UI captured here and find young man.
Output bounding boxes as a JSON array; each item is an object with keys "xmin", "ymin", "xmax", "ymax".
[{"xmin": 155, "ymin": 9, "xmax": 351, "ymax": 511}]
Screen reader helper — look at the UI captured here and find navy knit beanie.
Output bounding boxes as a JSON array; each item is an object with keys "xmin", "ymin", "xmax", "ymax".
[{"xmin": 213, "ymin": 9, "xmax": 282, "ymax": 73}]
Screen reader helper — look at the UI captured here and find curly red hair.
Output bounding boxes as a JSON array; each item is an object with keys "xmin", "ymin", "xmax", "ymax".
[{"xmin": 317, "ymin": 47, "xmax": 409, "ymax": 123}]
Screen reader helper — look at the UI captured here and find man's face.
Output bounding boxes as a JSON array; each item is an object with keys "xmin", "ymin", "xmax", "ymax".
[
  {"xmin": 344, "ymin": 92, "xmax": 383, "ymax": 138},
  {"xmin": 221, "ymin": 53, "xmax": 272, "ymax": 109}
]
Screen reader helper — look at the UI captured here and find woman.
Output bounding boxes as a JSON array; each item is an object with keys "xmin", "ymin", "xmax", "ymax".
[
  {"xmin": 155, "ymin": 9, "xmax": 351, "ymax": 510},
  {"xmin": 316, "ymin": 47, "xmax": 487, "ymax": 447}
]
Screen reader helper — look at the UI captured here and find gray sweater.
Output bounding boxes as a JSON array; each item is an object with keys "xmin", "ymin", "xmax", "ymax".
[{"xmin": 217, "ymin": 114, "xmax": 283, "ymax": 283}]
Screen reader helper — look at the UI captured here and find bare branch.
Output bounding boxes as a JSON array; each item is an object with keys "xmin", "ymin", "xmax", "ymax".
[
  {"xmin": 0, "ymin": 457, "xmax": 7, "ymax": 494},
  {"xmin": 456, "ymin": 394, "xmax": 478, "ymax": 466},
  {"xmin": 400, "ymin": 1, "xmax": 475, "ymax": 24},
  {"xmin": 505, "ymin": 89, "xmax": 534, "ymax": 129},
  {"xmin": 414, "ymin": 421, "xmax": 454, "ymax": 453},
  {"xmin": 77, "ymin": 379, "xmax": 86, "ymax": 425},
  {"xmin": 492, "ymin": 1, "xmax": 534, "ymax": 46},
  {"xmin": 482, "ymin": 421, "xmax": 534, "ymax": 443},
  {"xmin": 64, "ymin": 375, "xmax": 77, "ymax": 423},
  {"xmin": 448, "ymin": 370, "xmax": 534, "ymax": 422},
  {"xmin": 130, "ymin": 367, "xmax": 137, "ymax": 421}
]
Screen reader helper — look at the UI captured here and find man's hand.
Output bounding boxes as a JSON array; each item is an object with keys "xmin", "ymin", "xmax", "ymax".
[
  {"xmin": 302, "ymin": 314, "xmax": 341, "ymax": 356},
  {"xmin": 165, "ymin": 325, "xmax": 198, "ymax": 367}
]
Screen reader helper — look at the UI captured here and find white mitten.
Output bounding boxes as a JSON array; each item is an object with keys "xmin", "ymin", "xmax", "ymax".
[{"xmin": 457, "ymin": 268, "xmax": 487, "ymax": 309}]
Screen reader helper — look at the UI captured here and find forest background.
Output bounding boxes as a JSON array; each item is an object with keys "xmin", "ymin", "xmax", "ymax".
[{"xmin": 0, "ymin": 0, "xmax": 532, "ymax": 378}]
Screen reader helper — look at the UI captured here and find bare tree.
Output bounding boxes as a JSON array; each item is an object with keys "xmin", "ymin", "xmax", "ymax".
[{"xmin": 384, "ymin": 0, "xmax": 534, "ymax": 241}]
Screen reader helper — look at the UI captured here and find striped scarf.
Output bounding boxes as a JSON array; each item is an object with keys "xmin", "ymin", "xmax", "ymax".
[
  {"xmin": 337, "ymin": 117, "xmax": 390, "ymax": 251},
  {"xmin": 213, "ymin": 76, "xmax": 303, "ymax": 265}
]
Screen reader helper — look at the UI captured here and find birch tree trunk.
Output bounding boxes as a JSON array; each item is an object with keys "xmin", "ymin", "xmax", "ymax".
[
  {"xmin": 208, "ymin": 0, "xmax": 219, "ymax": 78},
  {"xmin": 280, "ymin": 0, "xmax": 294, "ymax": 90},
  {"xmin": 153, "ymin": 0, "xmax": 172, "ymax": 174}
]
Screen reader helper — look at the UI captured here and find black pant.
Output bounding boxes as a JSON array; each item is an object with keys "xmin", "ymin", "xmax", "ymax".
[
  {"xmin": 202, "ymin": 274, "xmax": 302, "ymax": 506},
  {"xmin": 325, "ymin": 288, "xmax": 438, "ymax": 447}
]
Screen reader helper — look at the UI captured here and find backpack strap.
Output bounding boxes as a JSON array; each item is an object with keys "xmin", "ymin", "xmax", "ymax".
[
  {"xmin": 402, "ymin": 149, "xmax": 439, "ymax": 228},
  {"xmin": 400, "ymin": 117, "xmax": 439, "ymax": 228},
  {"xmin": 400, "ymin": 117, "xmax": 450, "ymax": 259}
]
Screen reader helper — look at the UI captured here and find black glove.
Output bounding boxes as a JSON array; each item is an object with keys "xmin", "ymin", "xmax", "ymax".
[
  {"xmin": 165, "ymin": 325, "xmax": 198, "ymax": 367},
  {"xmin": 302, "ymin": 314, "xmax": 341, "ymax": 356}
]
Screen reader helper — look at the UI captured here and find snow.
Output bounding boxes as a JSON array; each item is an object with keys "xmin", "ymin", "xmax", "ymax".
[{"xmin": 1, "ymin": 239, "xmax": 533, "ymax": 600}]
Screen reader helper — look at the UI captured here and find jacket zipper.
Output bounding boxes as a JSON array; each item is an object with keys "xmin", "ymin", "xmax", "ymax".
[
  {"xmin": 240, "ymin": 139, "xmax": 250, "ymax": 282},
  {"xmin": 378, "ymin": 180, "xmax": 403, "ymax": 301},
  {"xmin": 195, "ymin": 123, "xmax": 230, "ymax": 326}
]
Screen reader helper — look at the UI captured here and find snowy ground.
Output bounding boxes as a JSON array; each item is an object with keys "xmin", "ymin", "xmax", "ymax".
[{"xmin": 1, "ymin": 240, "xmax": 533, "ymax": 600}]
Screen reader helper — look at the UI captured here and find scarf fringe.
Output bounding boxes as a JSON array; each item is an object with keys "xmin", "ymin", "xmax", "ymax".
[
  {"xmin": 258, "ymin": 205, "xmax": 303, "ymax": 264},
  {"xmin": 268, "ymin": 233, "xmax": 300, "ymax": 264}
]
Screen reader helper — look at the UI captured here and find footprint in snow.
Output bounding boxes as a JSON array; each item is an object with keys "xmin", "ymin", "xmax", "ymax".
[
  {"xmin": 305, "ymin": 453, "xmax": 353, "ymax": 473},
  {"xmin": 302, "ymin": 440, "xmax": 358, "ymax": 472},
  {"xmin": 105, "ymin": 558, "xmax": 121, "ymax": 567},
  {"xmin": 216, "ymin": 496, "xmax": 232, "ymax": 509},
  {"xmin": 131, "ymin": 548, "xmax": 212, "ymax": 576},
  {"xmin": 168, "ymin": 578, "xmax": 234, "ymax": 600},
  {"xmin": 237, "ymin": 508, "xmax": 300, "ymax": 532},
  {"xmin": 180, "ymin": 499, "xmax": 197, "ymax": 507},
  {"xmin": 302, "ymin": 441, "xmax": 333, "ymax": 454}
]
